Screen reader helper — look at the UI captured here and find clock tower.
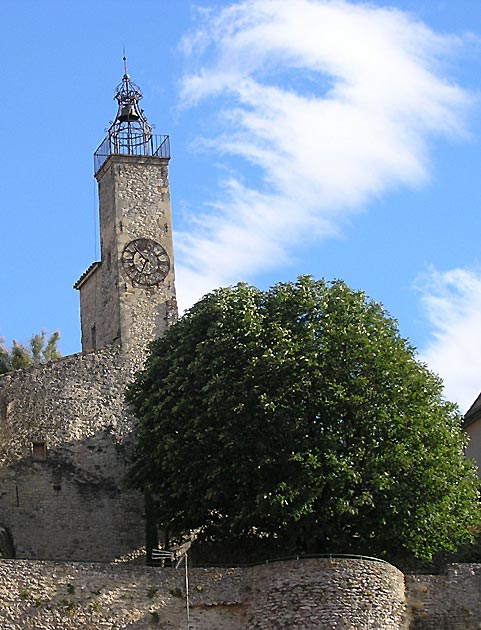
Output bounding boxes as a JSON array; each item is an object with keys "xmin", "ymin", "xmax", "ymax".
[{"xmin": 75, "ymin": 62, "xmax": 177, "ymax": 361}]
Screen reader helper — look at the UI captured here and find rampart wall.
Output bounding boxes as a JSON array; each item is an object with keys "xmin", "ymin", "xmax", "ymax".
[
  {"xmin": 0, "ymin": 558, "xmax": 406, "ymax": 630},
  {"xmin": 1, "ymin": 557, "xmax": 480, "ymax": 628},
  {"xmin": 405, "ymin": 563, "xmax": 481, "ymax": 629}
]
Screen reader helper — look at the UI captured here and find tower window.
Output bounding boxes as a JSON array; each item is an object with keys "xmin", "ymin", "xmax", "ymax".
[{"xmin": 32, "ymin": 442, "xmax": 47, "ymax": 461}]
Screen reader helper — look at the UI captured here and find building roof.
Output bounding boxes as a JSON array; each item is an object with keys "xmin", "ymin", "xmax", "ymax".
[
  {"xmin": 464, "ymin": 391, "xmax": 481, "ymax": 428},
  {"xmin": 73, "ymin": 261, "xmax": 101, "ymax": 290}
]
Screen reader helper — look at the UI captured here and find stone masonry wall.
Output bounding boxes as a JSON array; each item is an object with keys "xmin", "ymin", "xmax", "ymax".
[
  {"xmin": 3, "ymin": 557, "xmax": 481, "ymax": 629},
  {"xmin": 0, "ymin": 558, "xmax": 407, "ymax": 630},
  {"xmin": 76, "ymin": 265, "xmax": 105, "ymax": 352},
  {"xmin": 405, "ymin": 563, "xmax": 481, "ymax": 629},
  {"xmin": 245, "ymin": 558, "xmax": 406, "ymax": 629},
  {"xmin": 113, "ymin": 156, "xmax": 177, "ymax": 357},
  {"xmin": 0, "ymin": 346, "xmax": 144, "ymax": 561},
  {"xmin": 82, "ymin": 156, "xmax": 121, "ymax": 352},
  {"xmin": 81, "ymin": 155, "xmax": 177, "ymax": 360}
]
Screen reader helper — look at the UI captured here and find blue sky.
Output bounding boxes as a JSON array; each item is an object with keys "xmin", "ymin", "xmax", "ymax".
[{"xmin": 2, "ymin": 0, "xmax": 481, "ymax": 411}]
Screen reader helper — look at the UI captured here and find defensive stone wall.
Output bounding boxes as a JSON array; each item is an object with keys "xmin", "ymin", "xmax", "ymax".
[
  {"xmin": 0, "ymin": 347, "xmax": 144, "ymax": 562},
  {"xmin": 0, "ymin": 558, "xmax": 406, "ymax": 630},
  {"xmin": 244, "ymin": 557, "xmax": 406, "ymax": 629},
  {"xmin": 2, "ymin": 557, "xmax": 481, "ymax": 628},
  {"xmin": 405, "ymin": 563, "xmax": 481, "ymax": 629}
]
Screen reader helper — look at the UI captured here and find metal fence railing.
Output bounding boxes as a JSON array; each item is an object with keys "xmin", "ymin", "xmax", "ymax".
[
  {"xmin": 94, "ymin": 133, "xmax": 170, "ymax": 174},
  {"xmin": 148, "ymin": 552, "xmax": 390, "ymax": 569}
]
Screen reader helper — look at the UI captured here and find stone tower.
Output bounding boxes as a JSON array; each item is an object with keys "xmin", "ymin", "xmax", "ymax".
[
  {"xmin": 0, "ymin": 64, "xmax": 178, "ymax": 562},
  {"xmin": 75, "ymin": 62, "xmax": 177, "ymax": 361}
]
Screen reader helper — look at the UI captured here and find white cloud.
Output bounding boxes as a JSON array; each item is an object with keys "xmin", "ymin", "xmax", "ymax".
[
  {"xmin": 175, "ymin": 0, "xmax": 471, "ymax": 309},
  {"xmin": 418, "ymin": 267, "xmax": 481, "ymax": 412}
]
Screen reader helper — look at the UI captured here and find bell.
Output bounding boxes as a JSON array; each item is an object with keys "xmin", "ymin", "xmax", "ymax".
[{"xmin": 118, "ymin": 104, "xmax": 140, "ymax": 122}]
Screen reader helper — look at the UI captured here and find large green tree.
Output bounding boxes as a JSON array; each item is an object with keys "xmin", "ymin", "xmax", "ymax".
[
  {"xmin": 127, "ymin": 276, "xmax": 480, "ymax": 561},
  {"xmin": 0, "ymin": 331, "xmax": 61, "ymax": 374}
]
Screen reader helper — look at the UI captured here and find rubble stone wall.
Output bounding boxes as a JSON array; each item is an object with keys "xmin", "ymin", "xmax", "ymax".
[
  {"xmin": 0, "ymin": 558, "xmax": 406, "ymax": 630},
  {"xmin": 0, "ymin": 347, "xmax": 144, "ymax": 562},
  {"xmin": 88, "ymin": 155, "xmax": 177, "ymax": 360},
  {"xmin": 405, "ymin": 563, "xmax": 481, "ymax": 630},
  {"xmin": 2, "ymin": 557, "xmax": 481, "ymax": 629},
  {"xmin": 245, "ymin": 558, "xmax": 406, "ymax": 629}
]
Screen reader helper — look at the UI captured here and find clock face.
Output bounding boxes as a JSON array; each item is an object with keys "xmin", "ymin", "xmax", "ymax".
[{"xmin": 121, "ymin": 238, "xmax": 170, "ymax": 286}]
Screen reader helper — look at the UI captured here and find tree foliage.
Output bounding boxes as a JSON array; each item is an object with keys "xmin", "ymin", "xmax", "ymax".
[
  {"xmin": 0, "ymin": 331, "xmax": 61, "ymax": 374},
  {"xmin": 127, "ymin": 276, "xmax": 480, "ymax": 561}
]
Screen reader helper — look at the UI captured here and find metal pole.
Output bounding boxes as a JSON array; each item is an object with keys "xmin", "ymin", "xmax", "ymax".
[{"xmin": 185, "ymin": 551, "xmax": 190, "ymax": 629}]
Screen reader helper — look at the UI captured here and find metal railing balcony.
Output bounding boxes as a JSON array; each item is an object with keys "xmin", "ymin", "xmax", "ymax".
[{"xmin": 94, "ymin": 133, "xmax": 170, "ymax": 174}]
